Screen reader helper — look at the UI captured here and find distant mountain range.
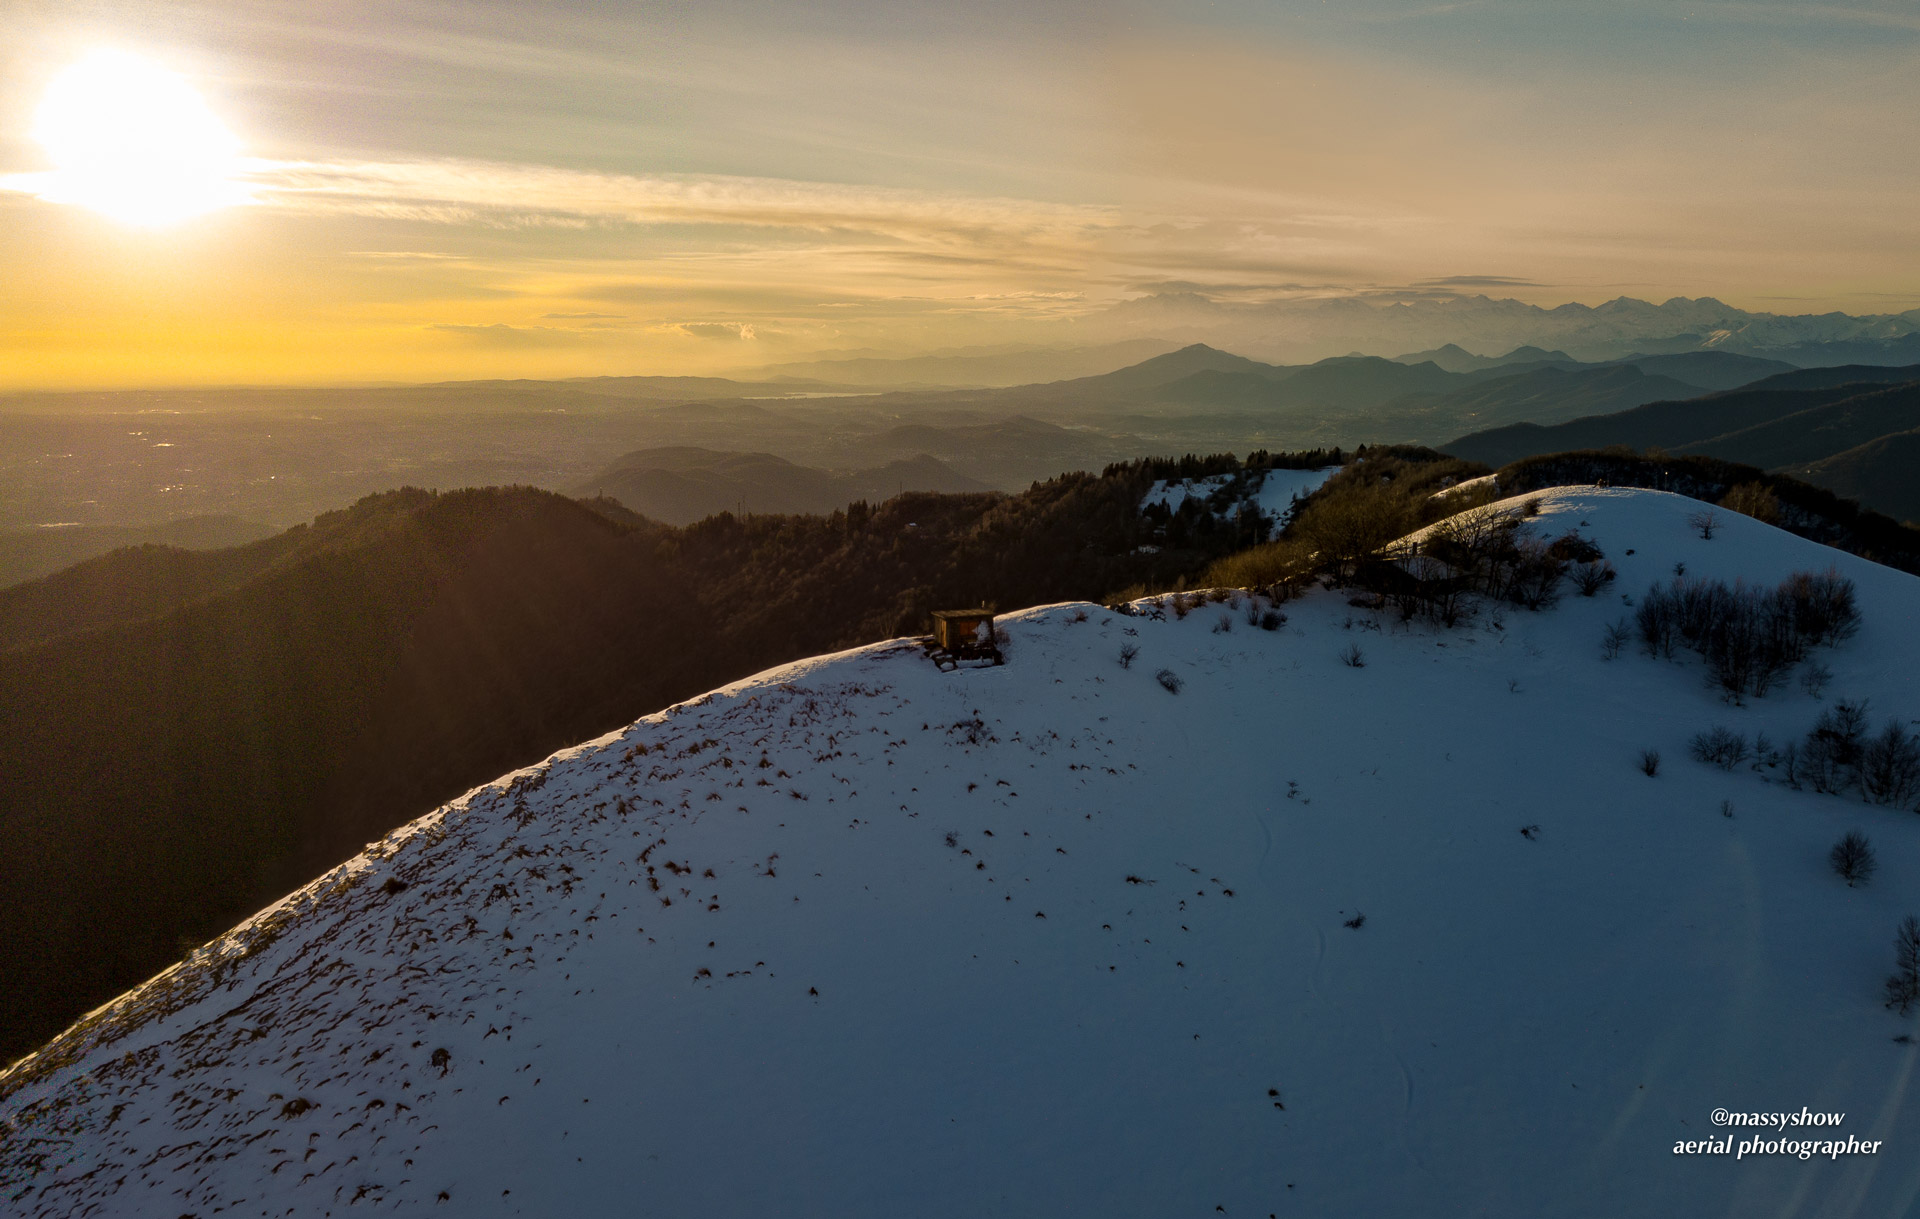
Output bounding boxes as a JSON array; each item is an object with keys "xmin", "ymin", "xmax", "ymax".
[
  {"xmin": 747, "ymin": 339, "xmax": 1183, "ymax": 388},
  {"xmin": 1444, "ymin": 365, "xmax": 1920, "ymax": 522},
  {"xmin": 1083, "ymin": 291, "xmax": 1920, "ymax": 367},
  {"xmin": 977, "ymin": 343, "xmax": 1803, "ymax": 446}
]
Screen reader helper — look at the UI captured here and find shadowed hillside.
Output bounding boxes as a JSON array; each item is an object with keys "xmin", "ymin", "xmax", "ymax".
[
  {"xmin": 1796, "ymin": 430, "xmax": 1920, "ymax": 525},
  {"xmin": 1444, "ymin": 373, "xmax": 1920, "ymax": 521},
  {"xmin": 569, "ymin": 446, "xmax": 987, "ymax": 524},
  {"xmin": 0, "ymin": 470, "xmax": 1263, "ymax": 1060},
  {"xmin": 0, "ymin": 516, "xmax": 278, "ymax": 590}
]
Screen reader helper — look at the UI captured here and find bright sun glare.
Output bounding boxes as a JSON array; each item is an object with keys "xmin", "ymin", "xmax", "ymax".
[{"xmin": 31, "ymin": 50, "xmax": 251, "ymax": 228}]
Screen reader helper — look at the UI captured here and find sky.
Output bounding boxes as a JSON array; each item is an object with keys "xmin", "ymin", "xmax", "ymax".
[{"xmin": 2, "ymin": 0, "xmax": 1919, "ymax": 387}]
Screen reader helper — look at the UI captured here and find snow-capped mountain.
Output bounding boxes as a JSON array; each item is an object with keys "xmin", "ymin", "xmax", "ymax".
[
  {"xmin": 1087, "ymin": 292, "xmax": 1920, "ymax": 368},
  {"xmin": 4, "ymin": 487, "xmax": 1918, "ymax": 1217}
]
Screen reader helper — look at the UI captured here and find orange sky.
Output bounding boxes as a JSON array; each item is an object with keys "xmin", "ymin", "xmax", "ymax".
[{"xmin": 3, "ymin": 1, "xmax": 1919, "ymax": 388}]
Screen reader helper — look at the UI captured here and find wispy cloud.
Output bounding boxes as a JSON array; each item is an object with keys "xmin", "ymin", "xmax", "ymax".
[
  {"xmin": 426, "ymin": 322, "xmax": 582, "ymax": 347},
  {"xmin": 1414, "ymin": 275, "xmax": 1548, "ymax": 288},
  {"xmin": 346, "ymin": 250, "xmax": 471, "ymax": 260},
  {"xmin": 245, "ymin": 157, "xmax": 1123, "ymax": 247},
  {"xmin": 664, "ymin": 322, "xmax": 758, "ymax": 341}
]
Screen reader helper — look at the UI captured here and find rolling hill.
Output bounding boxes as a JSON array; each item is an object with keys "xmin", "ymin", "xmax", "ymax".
[
  {"xmin": 1797, "ymin": 430, "xmax": 1920, "ymax": 525},
  {"xmin": 6, "ymin": 487, "xmax": 1918, "ymax": 1216},
  {"xmin": 1443, "ymin": 372, "xmax": 1920, "ymax": 521},
  {"xmin": 0, "ymin": 470, "xmax": 1256, "ymax": 1061},
  {"xmin": 1380, "ymin": 363, "xmax": 1706, "ymax": 434},
  {"xmin": 0, "ymin": 516, "xmax": 278, "ymax": 590}
]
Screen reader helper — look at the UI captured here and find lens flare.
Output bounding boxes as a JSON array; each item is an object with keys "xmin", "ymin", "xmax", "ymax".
[{"xmin": 28, "ymin": 50, "xmax": 252, "ymax": 227}]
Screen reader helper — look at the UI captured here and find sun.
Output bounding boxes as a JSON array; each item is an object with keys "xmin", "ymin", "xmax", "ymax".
[{"xmin": 30, "ymin": 50, "xmax": 252, "ymax": 228}]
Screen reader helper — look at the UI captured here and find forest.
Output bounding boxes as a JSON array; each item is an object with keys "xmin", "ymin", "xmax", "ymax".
[{"xmin": 0, "ymin": 458, "xmax": 1274, "ymax": 1059}]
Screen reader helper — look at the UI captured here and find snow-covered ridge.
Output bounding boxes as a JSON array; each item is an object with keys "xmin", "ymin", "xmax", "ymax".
[{"xmin": 5, "ymin": 487, "xmax": 1919, "ymax": 1217}]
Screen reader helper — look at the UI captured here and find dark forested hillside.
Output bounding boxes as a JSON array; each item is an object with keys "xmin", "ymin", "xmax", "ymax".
[
  {"xmin": 567, "ymin": 446, "xmax": 987, "ymax": 524},
  {"xmin": 0, "ymin": 469, "xmax": 1257, "ymax": 1060},
  {"xmin": 1795, "ymin": 430, "xmax": 1920, "ymax": 525},
  {"xmin": 0, "ymin": 516, "xmax": 278, "ymax": 591}
]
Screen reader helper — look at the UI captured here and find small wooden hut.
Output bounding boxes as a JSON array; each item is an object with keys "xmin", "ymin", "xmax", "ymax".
[{"xmin": 926, "ymin": 609, "xmax": 1001, "ymax": 670}]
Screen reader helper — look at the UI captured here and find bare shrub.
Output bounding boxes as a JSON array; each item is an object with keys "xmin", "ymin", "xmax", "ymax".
[
  {"xmin": 1688, "ymin": 508, "xmax": 1721, "ymax": 539},
  {"xmin": 1212, "ymin": 612, "xmax": 1233, "ymax": 634},
  {"xmin": 1118, "ymin": 642, "xmax": 1139, "ymax": 670},
  {"xmin": 1631, "ymin": 569, "xmax": 1857, "ymax": 701},
  {"xmin": 1640, "ymin": 749, "xmax": 1661, "ymax": 777},
  {"xmin": 1636, "ymin": 586, "xmax": 1678, "ymax": 658},
  {"xmin": 1339, "ymin": 643, "xmax": 1366, "ymax": 668},
  {"xmin": 1861, "ymin": 721, "xmax": 1920, "ymax": 807},
  {"xmin": 1801, "ymin": 661, "xmax": 1833, "ymax": 698},
  {"xmin": 1720, "ymin": 481, "xmax": 1781, "ymax": 524},
  {"xmin": 1779, "ymin": 569, "xmax": 1861, "ymax": 647},
  {"xmin": 1802, "ymin": 700, "xmax": 1870, "ymax": 794},
  {"xmin": 1830, "ymin": 831, "xmax": 1877, "ymax": 887},
  {"xmin": 1884, "ymin": 916, "xmax": 1920, "ymax": 1015},
  {"xmin": 1689, "ymin": 726, "xmax": 1749, "ymax": 770},
  {"xmin": 1506, "ymin": 536, "xmax": 1566, "ymax": 609},
  {"xmin": 1572, "ymin": 561, "xmax": 1617, "ymax": 596},
  {"xmin": 1202, "ymin": 536, "xmax": 1314, "ymax": 593},
  {"xmin": 1547, "ymin": 531, "xmax": 1604, "ymax": 563},
  {"xmin": 1291, "ymin": 493, "xmax": 1411, "ymax": 583},
  {"xmin": 1259, "ymin": 609, "xmax": 1286, "ymax": 631},
  {"xmin": 1155, "ymin": 668, "xmax": 1184, "ymax": 694},
  {"xmin": 1602, "ymin": 618, "xmax": 1631, "ymax": 661}
]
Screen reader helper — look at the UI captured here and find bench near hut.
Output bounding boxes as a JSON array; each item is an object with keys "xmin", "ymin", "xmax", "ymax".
[{"xmin": 925, "ymin": 609, "xmax": 1002, "ymax": 671}]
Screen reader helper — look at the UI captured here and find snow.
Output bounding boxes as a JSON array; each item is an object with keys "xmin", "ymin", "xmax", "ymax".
[
  {"xmin": 1141, "ymin": 473, "xmax": 1234, "ymax": 513},
  {"xmin": 5, "ymin": 486, "xmax": 1920, "ymax": 1217},
  {"xmin": 1253, "ymin": 466, "xmax": 1336, "ymax": 517},
  {"xmin": 1143, "ymin": 466, "xmax": 1335, "ymax": 519},
  {"xmin": 1432, "ymin": 471, "xmax": 1498, "ymax": 499}
]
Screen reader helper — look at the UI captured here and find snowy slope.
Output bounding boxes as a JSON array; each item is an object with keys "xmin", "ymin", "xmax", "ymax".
[
  {"xmin": 5, "ymin": 487, "xmax": 1920, "ymax": 1218},
  {"xmin": 1251, "ymin": 467, "xmax": 1336, "ymax": 518},
  {"xmin": 1143, "ymin": 467, "xmax": 1334, "ymax": 520},
  {"xmin": 1141, "ymin": 472, "xmax": 1236, "ymax": 512}
]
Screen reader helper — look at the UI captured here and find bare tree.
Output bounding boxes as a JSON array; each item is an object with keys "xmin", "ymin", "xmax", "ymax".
[
  {"xmin": 1720, "ymin": 481, "xmax": 1781, "ymax": 524},
  {"xmin": 1690, "ymin": 726, "xmax": 1749, "ymax": 770},
  {"xmin": 1830, "ymin": 831, "xmax": 1877, "ymax": 887},
  {"xmin": 1800, "ymin": 661, "xmax": 1833, "ymax": 698},
  {"xmin": 1602, "ymin": 618, "xmax": 1631, "ymax": 661},
  {"xmin": 1803, "ymin": 699, "xmax": 1871, "ymax": 794},
  {"xmin": 1572, "ymin": 561, "xmax": 1617, "ymax": 596},
  {"xmin": 1861, "ymin": 721, "xmax": 1920, "ymax": 807},
  {"xmin": 1884, "ymin": 916, "xmax": 1920, "ymax": 1015},
  {"xmin": 1688, "ymin": 508, "xmax": 1721, "ymax": 540}
]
